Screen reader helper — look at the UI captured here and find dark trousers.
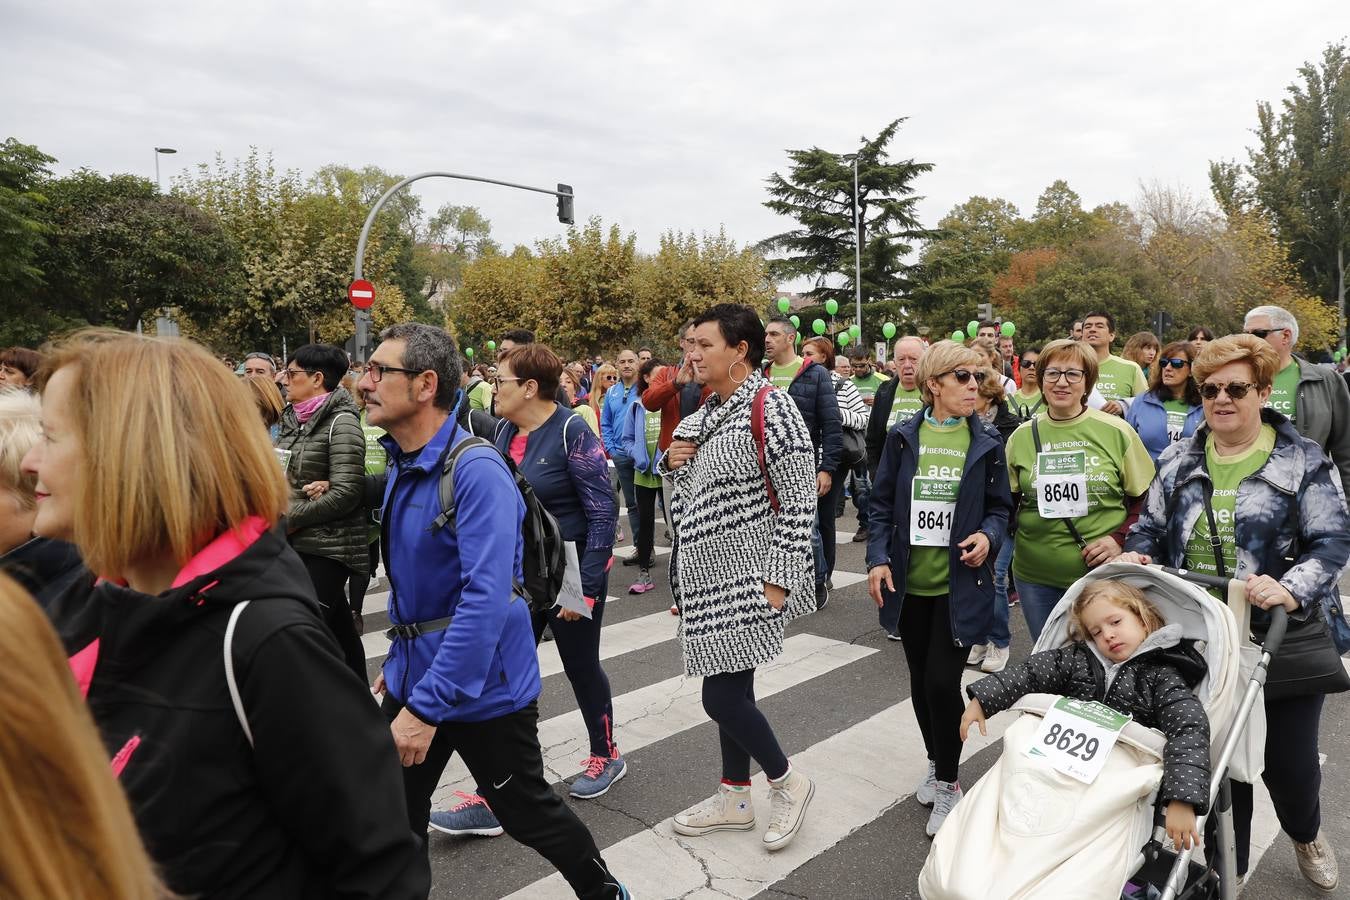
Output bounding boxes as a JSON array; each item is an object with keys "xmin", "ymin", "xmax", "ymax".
[
  {"xmin": 297, "ymin": 552, "xmax": 368, "ymax": 683},
  {"xmin": 382, "ymin": 697, "xmax": 622, "ymax": 900},
  {"xmin": 535, "ymin": 570, "xmax": 617, "ymax": 759},
  {"xmin": 634, "ymin": 484, "xmax": 660, "ymax": 569},
  {"xmin": 346, "ymin": 540, "xmax": 381, "ymax": 614},
  {"xmin": 813, "ymin": 475, "xmax": 845, "ymax": 586},
  {"xmin": 612, "ymin": 454, "xmax": 638, "ymax": 541},
  {"xmin": 701, "ymin": 669, "xmax": 790, "ymax": 784},
  {"xmin": 898, "ymin": 593, "xmax": 969, "ymax": 783},
  {"xmin": 1230, "ymin": 692, "xmax": 1326, "ymax": 874}
]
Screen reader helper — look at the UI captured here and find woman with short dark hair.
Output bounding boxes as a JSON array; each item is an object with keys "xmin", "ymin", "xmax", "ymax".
[
  {"xmin": 274, "ymin": 343, "xmax": 369, "ymax": 681},
  {"xmin": 1124, "ymin": 340, "xmax": 1204, "ymax": 462}
]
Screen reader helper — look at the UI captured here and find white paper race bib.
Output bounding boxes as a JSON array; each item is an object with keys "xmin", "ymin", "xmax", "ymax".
[
  {"xmin": 274, "ymin": 447, "xmax": 293, "ymax": 471},
  {"xmin": 910, "ymin": 477, "xmax": 957, "ymax": 546},
  {"xmin": 1026, "ymin": 697, "xmax": 1130, "ymax": 784},
  {"xmin": 554, "ymin": 542, "xmax": 593, "ymax": 619},
  {"xmin": 1165, "ymin": 409, "xmax": 1186, "ymax": 443},
  {"xmin": 1035, "ymin": 450, "xmax": 1089, "ymax": 519}
]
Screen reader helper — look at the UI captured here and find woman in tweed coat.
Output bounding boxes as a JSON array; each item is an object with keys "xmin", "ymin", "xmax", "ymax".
[{"xmin": 658, "ymin": 304, "xmax": 817, "ymax": 853}]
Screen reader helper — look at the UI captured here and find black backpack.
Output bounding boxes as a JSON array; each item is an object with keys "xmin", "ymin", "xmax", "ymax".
[{"xmin": 432, "ymin": 436, "xmax": 567, "ymax": 614}]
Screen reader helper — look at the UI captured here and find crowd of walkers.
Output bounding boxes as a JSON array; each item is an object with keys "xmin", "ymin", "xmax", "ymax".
[{"xmin": 0, "ymin": 298, "xmax": 1347, "ymax": 896}]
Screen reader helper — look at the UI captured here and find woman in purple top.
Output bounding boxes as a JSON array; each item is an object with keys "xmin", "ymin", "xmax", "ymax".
[{"xmin": 492, "ymin": 344, "xmax": 626, "ymax": 800}]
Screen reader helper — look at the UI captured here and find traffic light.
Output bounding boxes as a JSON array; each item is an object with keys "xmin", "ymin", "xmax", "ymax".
[
  {"xmin": 977, "ymin": 302, "xmax": 994, "ymax": 322},
  {"xmin": 1153, "ymin": 310, "xmax": 1174, "ymax": 337},
  {"xmin": 556, "ymin": 184, "xmax": 575, "ymax": 225}
]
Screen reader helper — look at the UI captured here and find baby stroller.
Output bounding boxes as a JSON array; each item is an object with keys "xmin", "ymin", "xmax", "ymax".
[{"xmin": 918, "ymin": 562, "xmax": 1287, "ymax": 900}]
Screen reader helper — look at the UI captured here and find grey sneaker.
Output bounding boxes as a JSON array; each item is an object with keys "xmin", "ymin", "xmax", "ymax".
[
  {"xmin": 966, "ymin": 644, "xmax": 987, "ymax": 666},
  {"xmin": 980, "ymin": 645, "xmax": 1010, "ymax": 673},
  {"xmin": 570, "ymin": 754, "xmax": 627, "ymax": 799},
  {"xmin": 1294, "ymin": 832, "xmax": 1339, "ymax": 891},
  {"xmin": 763, "ymin": 769, "xmax": 814, "ymax": 851},
  {"xmin": 673, "ymin": 784, "xmax": 755, "ymax": 836},
  {"xmin": 428, "ymin": 791, "xmax": 504, "ymax": 837},
  {"xmin": 916, "ymin": 760, "xmax": 937, "ymax": 807},
  {"xmin": 925, "ymin": 780, "xmax": 962, "ymax": 837}
]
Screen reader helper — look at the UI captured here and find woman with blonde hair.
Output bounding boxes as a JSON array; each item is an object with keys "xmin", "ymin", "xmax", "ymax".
[
  {"xmin": 1122, "ymin": 331, "xmax": 1161, "ymax": 379},
  {"xmin": 561, "ymin": 365, "xmax": 600, "ymax": 434},
  {"xmin": 0, "ymin": 571, "xmax": 165, "ymax": 899},
  {"xmin": 589, "ymin": 363, "xmax": 618, "ymax": 425},
  {"xmin": 244, "ymin": 373, "xmax": 285, "ymax": 438},
  {"xmin": 23, "ymin": 329, "xmax": 428, "ymax": 899}
]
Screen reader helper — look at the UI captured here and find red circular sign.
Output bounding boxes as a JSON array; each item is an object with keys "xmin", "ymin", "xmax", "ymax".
[{"xmin": 348, "ymin": 279, "xmax": 375, "ymax": 310}]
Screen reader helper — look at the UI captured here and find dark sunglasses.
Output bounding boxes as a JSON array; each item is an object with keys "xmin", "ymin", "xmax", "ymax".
[
  {"xmin": 1019, "ymin": 357, "xmax": 1037, "ymax": 367},
  {"xmin": 1160, "ymin": 357, "xmax": 1189, "ymax": 370},
  {"xmin": 1199, "ymin": 381, "xmax": 1255, "ymax": 401},
  {"xmin": 1245, "ymin": 328, "xmax": 1284, "ymax": 339},
  {"xmin": 940, "ymin": 368, "xmax": 987, "ymax": 385}
]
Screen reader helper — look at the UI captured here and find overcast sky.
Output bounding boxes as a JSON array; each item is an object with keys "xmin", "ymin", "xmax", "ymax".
[{"xmin": 4, "ymin": 0, "xmax": 1343, "ymax": 277}]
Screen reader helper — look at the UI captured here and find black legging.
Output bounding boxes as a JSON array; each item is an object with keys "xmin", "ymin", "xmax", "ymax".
[
  {"xmin": 346, "ymin": 539, "xmax": 381, "ymax": 615},
  {"xmin": 296, "ymin": 551, "xmax": 368, "ymax": 683},
  {"xmin": 701, "ymin": 669, "xmax": 789, "ymax": 784},
  {"xmin": 1230, "ymin": 692, "xmax": 1326, "ymax": 875},
  {"xmin": 532, "ymin": 566, "xmax": 616, "ymax": 760},
  {"xmin": 898, "ymin": 593, "xmax": 968, "ymax": 783},
  {"xmin": 634, "ymin": 484, "xmax": 660, "ymax": 569}
]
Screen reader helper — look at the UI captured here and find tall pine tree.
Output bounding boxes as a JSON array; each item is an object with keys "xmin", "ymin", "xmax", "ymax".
[{"xmin": 760, "ymin": 118, "xmax": 937, "ymax": 305}]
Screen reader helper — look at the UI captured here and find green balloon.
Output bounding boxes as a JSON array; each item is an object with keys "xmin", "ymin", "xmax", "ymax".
[
  {"xmin": 848, "ymin": 324, "xmax": 861, "ymax": 338},
  {"xmin": 465, "ymin": 347, "xmax": 474, "ymax": 358},
  {"xmin": 952, "ymin": 330, "xmax": 965, "ymax": 341},
  {"xmin": 790, "ymin": 314, "xmax": 800, "ymax": 328},
  {"xmin": 882, "ymin": 322, "xmax": 897, "ymax": 339},
  {"xmin": 966, "ymin": 320, "xmax": 980, "ymax": 339},
  {"xmin": 1001, "ymin": 321, "xmax": 1016, "ymax": 337},
  {"xmin": 794, "ymin": 333, "xmax": 801, "ymax": 344},
  {"xmin": 838, "ymin": 332, "xmax": 850, "ymax": 347},
  {"xmin": 825, "ymin": 299, "xmax": 839, "ymax": 315},
  {"xmin": 486, "ymin": 340, "xmax": 497, "ymax": 351},
  {"xmin": 777, "ymin": 296, "xmax": 791, "ymax": 313},
  {"xmin": 812, "ymin": 318, "xmax": 827, "ymax": 335}
]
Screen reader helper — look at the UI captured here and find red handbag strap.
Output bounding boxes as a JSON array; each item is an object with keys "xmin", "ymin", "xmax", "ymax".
[{"xmin": 751, "ymin": 385, "xmax": 779, "ymax": 512}]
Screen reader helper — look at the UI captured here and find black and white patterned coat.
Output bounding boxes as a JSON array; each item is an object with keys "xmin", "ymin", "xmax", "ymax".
[
  {"xmin": 967, "ymin": 624, "xmax": 1212, "ymax": 808},
  {"xmin": 658, "ymin": 373, "xmax": 817, "ymax": 677}
]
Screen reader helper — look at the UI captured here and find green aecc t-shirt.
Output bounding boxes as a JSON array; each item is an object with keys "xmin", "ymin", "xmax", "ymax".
[
  {"xmin": 1184, "ymin": 425, "xmax": 1277, "ymax": 585},
  {"xmin": 907, "ymin": 420, "xmax": 971, "ymax": 596}
]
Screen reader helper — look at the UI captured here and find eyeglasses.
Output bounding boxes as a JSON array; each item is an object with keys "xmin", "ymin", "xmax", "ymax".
[
  {"xmin": 1019, "ymin": 357, "xmax": 1037, "ymax": 367},
  {"xmin": 280, "ymin": 367, "xmax": 313, "ymax": 381},
  {"xmin": 938, "ymin": 368, "xmax": 987, "ymax": 385},
  {"xmin": 603, "ymin": 374, "xmax": 618, "ymax": 382},
  {"xmin": 1160, "ymin": 357, "xmax": 1189, "ymax": 370},
  {"xmin": 362, "ymin": 362, "xmax": 424, "ymax": 383},
  {"xmin": 1043, "ymin": 368, "xmax": 1086, "ymax": 384},
  {"xmin": 1200, "ymin": 381, "xmax": 1255, "ymax": 401},
  {"xmin": 1246, "ymin": 328, "xmax": 1285, "ymax": 339},
  {"xmin": 491, "ymin": 376, "xmax": 522, "ymax": 388}
]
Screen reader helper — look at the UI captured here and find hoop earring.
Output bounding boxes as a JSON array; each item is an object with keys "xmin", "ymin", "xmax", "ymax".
[{"xmin": 729, "ymin": 360, "xmax": 751, "ymax": 384}]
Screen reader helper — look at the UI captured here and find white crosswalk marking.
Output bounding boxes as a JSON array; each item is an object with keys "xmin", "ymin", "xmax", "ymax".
[
  {"xmin": 503, "ymin": 670, "xmax": 1009, "ymax": 900},
  {"xmin": 430, "ymin": 633, "xmax": 874, "ymax": 805}
]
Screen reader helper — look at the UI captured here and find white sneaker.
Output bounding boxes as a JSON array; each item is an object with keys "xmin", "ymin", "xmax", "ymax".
[
  {"xmin": 926, "ymin": 780, "xmax": 962, "ymax": 837},
  {"xmin": 763, "ymin": 769, "xmax": 814, "ymax": 851},
  {"xmin": 672, "ymin": 785, "xmax": 755, "ymax": 836},
  {"xmin": 966, "ymin": 644, "xmax": 987, "ymax": 666},
  {"xmin": 916, "ymin": 760, "xmax": 937, "ymax": 807},
  {"xmin": 980, "ymin": 645, "xmax": 1010, "ymax": 673}
]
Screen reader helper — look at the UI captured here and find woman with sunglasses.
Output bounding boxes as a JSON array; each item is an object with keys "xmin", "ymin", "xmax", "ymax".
[
  {"xmin": 1115, "ymin": 334, "xmax": 1350, "ymax": 891},
  {"xmin": 1125, "ymin": 341, "xmax": 1204, "ymax": 463},
  {"xmin": 867, "ymin": 340, "xmax": 1013, "ymax": 836},
  {"xmin": 589, "ymin": 364, "xmax": 618, "ymax": 438},
  {"xmin": 1004, "ymin": 339, "xmax": 1154, "ymax": 640},
  {"xmin": 1009, "ymin": 350, "xmax": 1043, "ymax": 419}
]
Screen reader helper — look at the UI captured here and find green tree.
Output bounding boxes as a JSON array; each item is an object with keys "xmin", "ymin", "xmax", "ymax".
[
  {"xmin": 1008, "ymin": 261, "xmax": 1149, "ymax": 347},
  {"xmin": 1211, "ymin": 42, "xmax": 1350, "ymax": 332},
  {"xmin": 761, "ymin": 118, "xmax": 937, "ymax": 304},
  {"xmin": 909, "ymin": 196, "xmax": 1024, "ymax": 323},
  {"xmin": 0, "ymin": 139, "xmax": 55, "ymax": 322}
]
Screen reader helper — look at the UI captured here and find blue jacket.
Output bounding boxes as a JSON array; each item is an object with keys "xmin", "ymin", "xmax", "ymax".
[
  {"xmin": 601, "ymin": 380, "xmax": 641, "ymax": 457},
  {"xmin": 494, "ymin": 405, "xmax": 617, "ymax": 600},
  {"xmin": 866, "ymin": 411, "xmax": 1014, "ymax": 644},
  {"xmin": 763, "ymin": 358, "xmax": 843, "ymax": 476},
  {"xmin": 1125, "ymin": 390, "xmax": 1204, "ymax": 463},
  {"xmin": 619, "ymin": 396, "xmax": 661, "ymax": 475},
  {"xmin": 378, "ymin": 396, "xmax": 540, "ymax": 724},
  {"xmin": 1125, "ymin": 409, "xmax": 1350, "ymax": 655}
]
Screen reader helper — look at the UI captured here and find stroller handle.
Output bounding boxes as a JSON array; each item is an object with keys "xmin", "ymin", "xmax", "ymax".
[
  {"xmin": 1153, "ymin": 565, "xmax": 1232, "ymax": 592},
  {"xmin": 1153, "ymin": 565, "xmax": 1291, "ymax": 654}
]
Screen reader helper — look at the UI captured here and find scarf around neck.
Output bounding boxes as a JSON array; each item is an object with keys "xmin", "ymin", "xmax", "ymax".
[{"xmin": 293, "ymin": 391, "xmax": 331, "ymax": 424}]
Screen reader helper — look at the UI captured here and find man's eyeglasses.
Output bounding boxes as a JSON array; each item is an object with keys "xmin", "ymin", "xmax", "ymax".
[
  {"xmin": 1160, "ymin": 357, "xmax": 1190, "ymax": 370},
  {"xmin": 1200, "ymin": 381, "xmax": 1255, "ymax": 401},
  {"xmin": 1043, "ymin": 368, "xmax": 1085, "ymax": 384},
  {"xmin": 1246, "ymin": 328, "xmax": 1285, "ymax": 339},
  {"xmin": 362, "ymin": 362, "xmax": 424, "ymax": 383},
  {"xmin": 939, "ymin": 368, "xmax": 987, "ymax": 385}
]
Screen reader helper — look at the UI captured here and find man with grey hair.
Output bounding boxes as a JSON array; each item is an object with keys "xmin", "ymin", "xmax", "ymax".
[
  {"xmin": 1245, "ymin": 304, "xmax": 1350, "ymax": 492},
  {"xmin": 242, "ymin": 351, "xmax": 277, "ymax": 378},
  {"xmin": 357, "ymin": 323, "xmax": 629, "ymax": 899}
]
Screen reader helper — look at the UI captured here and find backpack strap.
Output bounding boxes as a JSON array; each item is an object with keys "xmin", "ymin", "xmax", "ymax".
[
  {"xmin": 751, "ymin": 385, "xmax": 779, "ymax": 513},
  {"xmin": 432, "ymin": 436, "xmax": 495, "ymax": 533},
  {"xmin": 224, "ymin": 600, "xmax": 254, "ymax": 747}
]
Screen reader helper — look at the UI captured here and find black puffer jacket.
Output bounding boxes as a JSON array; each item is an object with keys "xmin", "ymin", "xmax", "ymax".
[
  {"xmin": 275, "ymin": 389, "xmax": 369, "ymax": 574},
  {"xmin": 968, "ymin": 625, "xmax": 1211, "ymax": 808}
]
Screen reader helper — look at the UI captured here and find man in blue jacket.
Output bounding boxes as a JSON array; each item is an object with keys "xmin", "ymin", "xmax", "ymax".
[
  {"xmin": 358, "ymin": 323, "xmax": 628, "ymax": 900},
  {"xmin": 601, "ymin": 348, "xmax": 642, "ymax": 560}
]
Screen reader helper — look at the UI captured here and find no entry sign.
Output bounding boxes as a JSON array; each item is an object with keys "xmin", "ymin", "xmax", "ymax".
[{"xmin": 348, "ymin": 279, "xmax": 375, "ymax": 310}]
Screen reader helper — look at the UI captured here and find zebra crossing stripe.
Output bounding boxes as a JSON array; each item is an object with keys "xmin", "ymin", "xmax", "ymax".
[
  {"xmin": 431, "ymin": 633, "xmax": 876, "ymax": 806},
  {"xmin": 503, "ymin": 669, "xmax": 1010, "ymax": 899}
]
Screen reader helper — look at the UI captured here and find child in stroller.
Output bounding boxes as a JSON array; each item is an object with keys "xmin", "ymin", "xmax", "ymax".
[{"xmin": 960, "ymin": 579, "xmax": 1211, "ymax": 852}]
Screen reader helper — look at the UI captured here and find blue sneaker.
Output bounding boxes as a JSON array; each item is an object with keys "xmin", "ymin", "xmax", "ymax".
[
  {"xmin": 428, "ymin": 791, "xmax": 503, "ymax": 837},
  {"xmin": 570, "ymin": 753, "xmax": 627, "ymax": 799}
]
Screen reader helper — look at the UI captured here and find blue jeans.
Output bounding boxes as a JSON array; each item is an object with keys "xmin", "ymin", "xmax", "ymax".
[
  {"xmin": 1012, "ymin": 577, "xmax": 1068, "ymax": 644},
  {"xmin": 987, "ymin": 538, "xmax": 1013, "ymax": 649},
  {"xmin": 811, "ymin": 475, "xmax": 844, "ymax": 586},
  {"xmin": 611, "ymin": 454, "xmax": 638, "ymax": 541}
]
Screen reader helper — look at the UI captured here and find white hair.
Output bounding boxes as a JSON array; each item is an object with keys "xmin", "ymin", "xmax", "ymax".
[
  {"xmin": 1244, "ymin": 305, "xmax": 1300, "ymax": 344},
  {"xmin": 0, "ymin": 388, "xmax": 42, "ymax": 506}
]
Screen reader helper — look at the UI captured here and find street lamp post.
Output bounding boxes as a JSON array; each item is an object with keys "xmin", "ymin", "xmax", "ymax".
[
  {"xmin": 154, "ymin": 147, "xmax": 177, "ymax": 191},
  {"xmin": 852, "ymin": 154, "xmax": 863, "ymax": 344}
]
